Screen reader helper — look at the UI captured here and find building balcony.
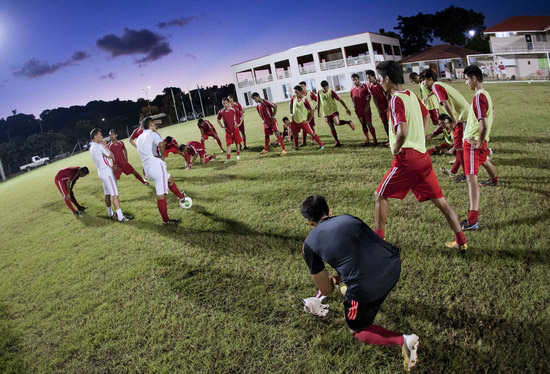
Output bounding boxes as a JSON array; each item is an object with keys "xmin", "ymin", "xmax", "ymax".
[
  {"xmin": 374, "ymin": 54, "xmax": 385, "ymax": 62},
  {"xmin": 491, "ymin": 41, "xmax": 550, "ymax": 53},
  {"xmin": 299, "ymin": 66, "xmax": 316, "ymax": 75},
  {"xmin": 320, "ymin": 59, "xmax": 346, "ymax": 71},
  {"xmin": 346, "ymin": 55, "xmax": 370, "ymax": 66},
  {"xmin": 255, "ymin": 74, "xmax": 273, "ymax": 84},
  {"xmin": 276, "ymin": 70, "xmax": 292, "ymax": 79},
  {"xmin": 238, "ymin": 80, "xmax": 255, "ymax": 89}
]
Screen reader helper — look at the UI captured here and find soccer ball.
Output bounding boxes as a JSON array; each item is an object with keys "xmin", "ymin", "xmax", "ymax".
[{"xmin": 180, "ymin": 196, "xmax": 193, "ymax": 209}]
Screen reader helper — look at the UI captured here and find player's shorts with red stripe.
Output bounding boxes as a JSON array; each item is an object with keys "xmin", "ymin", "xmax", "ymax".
[
  {"xmin": 453, "ymin": 122, "xmax": 465, "ymax": 150},
  {"xmin": 113, "ymin": 163, "xmax": 136, "ymax": 180},
  {"xmin": 263, "ymin": 120, "xmax": 280, "ymax": 136},
  {"xmin": 291, "ymin": 121, "xmax": 315, "ymax": 135},
  {"xmin": 464, "ymin": 140, "xmax": 489, "ymax": 176},
  {"xmin": 225, "ymin": 129, "xmax": 243, "ymax": 146},
  {"xmin": 355, "ymin": 109, "xmax": 372, "ymax": 123},
  {"xmin": 324, "ymin": 112, "xmax": 340, "ymax": 124},
  {"xmin": 344, "ymin": 293, "xmax": 389, "ymax": 331},
  {"xmin": 376, "ymin": 148, "xmax": 443, "ymax": 202},
  {"xmin": 164, "ymin": 145, "xmax": 179, "ymax": 158},
  {"xmin": 54, "ymin": 177, "xmax": 69, "ymax": 198}
]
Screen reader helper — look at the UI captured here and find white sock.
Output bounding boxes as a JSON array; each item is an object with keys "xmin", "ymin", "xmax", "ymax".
[
  {"xmin": 403, "ymin": 334, "xmax": 410, "ymax": 342},
  {"xmin": 116, "ymin": 209, "xmax": 123, "ymax": 221},
  {"xmin": 107, "ymin": 207, "xmax": 113, "ymax": 216}
]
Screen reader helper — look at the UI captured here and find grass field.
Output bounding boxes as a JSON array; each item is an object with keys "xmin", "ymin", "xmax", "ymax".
[{"xmin": 1, "ymin": 82, "xmax": 549, "ymax": 374}]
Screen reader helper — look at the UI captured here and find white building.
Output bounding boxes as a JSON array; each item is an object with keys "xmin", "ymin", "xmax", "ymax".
[{"xmin": 231, "ymin": 32, "xmax": 402, "ymax": 107}]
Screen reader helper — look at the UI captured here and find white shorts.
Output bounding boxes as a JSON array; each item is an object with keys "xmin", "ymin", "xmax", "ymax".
[
  {"xmin": 144, "ymin": 161, "xmax": 171, "ymax": 195},
  {"xmin": 100, "ymin": 172, "xmax": 119, "ymax": 196}
]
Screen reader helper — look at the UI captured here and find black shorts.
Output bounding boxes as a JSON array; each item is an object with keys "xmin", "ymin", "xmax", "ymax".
[{"xmin": 344, "ymin": 293, "xmax": 389, "ymax": 331}]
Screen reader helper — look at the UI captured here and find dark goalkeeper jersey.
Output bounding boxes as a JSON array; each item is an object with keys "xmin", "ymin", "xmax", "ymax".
[{"xmin": 302, "ymin": 215, "xmax": 401, "ymax": 302}]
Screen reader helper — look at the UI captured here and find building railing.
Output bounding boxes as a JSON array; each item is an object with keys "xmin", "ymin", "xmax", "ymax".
[
  {"xmin": 238, "ymin": 80, "xmax": 255, "ymax": 88},
  {"xmin": 255, "ymin": 74, "xmax": 273, "ymax": 84},
  {"xmin": 320, "ymin": 59, "xmax": 346, "ymax": 71},
  {"xmin": 276, "ymin": 70, "xmax": 292, "ymax": 79},
  {"xmin": 299, "ymin": 66, "xmax": 316, "ymax": 75},
  {"xmin": 346, "ymin": 55, "xmax": 370, "ymax": 66},
  {"xmin": 491, "ymin": 42, "xmax": 550, "ymax": 53},
  {"xmin": 374, "ymin": 54, "xmax": 385, "ymax": 62}
]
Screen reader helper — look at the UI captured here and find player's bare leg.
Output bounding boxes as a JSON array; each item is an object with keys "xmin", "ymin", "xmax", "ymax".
[
  {"xmin": 213, "ymin": 135, "xmax": 225, "ymax": 152},
  {"xmin": 334, "ymin": 115, "xmax": 355, "ymax": 131},
  {"xmin": 366, "ymin": 122, "xmax": 378, "ymax": 145},
  {"xmin": 132, "ymin": 170, "xmax": 148, "ymax": 185},
  {"xmin": 260, "ymin": 135, "xmax": 270, "ymax": 154},
  {"xmin": 374, "ymin": 192, "xmax": 388, "ymax": 239},
  {"xmin": 236, "ymin": 143, "xmax": 241, "ymax": 160},
  {"xmin": 358, "ymin": 117, "xmax": 370, "ymax": 145},
  {"xmin": 328, "ymin": 122, "xmax": 341, "ymax": 147},
  {"xmin": 240, "ymin": 128, "xmax": 247, "ymax": 149},
  {"xmin": 432, "ymin": 197, "xmax": 468, "ymax": 250},
  {"xmin": 480, "ymin": 160, "xmax": 499, "ymax": 186},
  {"xmin": 274, "ymin": 130, "xmax": 287, "ymax": 156}
]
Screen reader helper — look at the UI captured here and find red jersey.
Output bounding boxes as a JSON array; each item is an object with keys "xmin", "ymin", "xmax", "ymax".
[
  {"xmin": 231, "ymin": 102, "xmax": 244, "ymax": 114},
  {"xmin": 217, "ymin": 108, "xmax": 242, "ymax": 133},
  {"xmin": 55, "ymin": 166, "xmax": 81, "ymax": 183},
  {"xmin": 390, "ymin": 90, "xmax": 429, "ymax": 130},
  {"xmin": 350, "ymin": 84, "xmax": 371, "ymax": 114},
  {"xmin": 305, "ymin": 91, "xmax": 318, "ymax": 104},
  {"xmin": 108, "ymin": 141, "xmax": 128, "ymax": 166},
  {"xmin": 130, "ymin": 127, "xmax": 143, "ymax": 140},
  {"xmin": 198, "ymin": 120, "xmax": 217, "ymax": 134},
  {"xmin": 368, "ymin": 83, "xmax": 388, "ymax": 111},
  {"xmin": 164, "ymin": 137, "xmax": 179, "ymax": 150},
  {"xmin": 184, "ymin": 141, "xmax": 205, "ymax": 164},
  {"xmin": 256, "ymin": 99, "xmax": 276, "ymax": 124}
]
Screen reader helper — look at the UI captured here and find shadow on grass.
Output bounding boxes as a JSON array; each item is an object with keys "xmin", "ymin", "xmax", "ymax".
[
  {"xmin": 490, "ymin": 135, "xmax": 550, "ymax": 144},
  {"xmin": 0, "ymin": 303, "xmax": 26, "ymax": 374},
  {"xmin": 496, "ymin": 158, "xmax": 549, "ymax": 169}
]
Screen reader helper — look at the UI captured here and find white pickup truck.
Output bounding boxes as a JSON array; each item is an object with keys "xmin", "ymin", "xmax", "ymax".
[{"xmin": 20, "ymin": 156, "xmax": 50, "ymax": 172}]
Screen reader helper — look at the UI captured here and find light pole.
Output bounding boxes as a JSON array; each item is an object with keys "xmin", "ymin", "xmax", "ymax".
[{"xmin": 141, "ymin": 86, "xmax": 152, "ymax": 116}]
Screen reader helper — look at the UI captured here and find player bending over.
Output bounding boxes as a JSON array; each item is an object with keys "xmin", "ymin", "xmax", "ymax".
[
  {"xmin": 178, "ymin": 141, "xmax": 216, "ymax": 169},
  {"xmin": 372, "ymin": 61, "xmax": 467, "ymax": 252},
  {"xmin": 163, "ymin": 136, "xmax": 180, "ymax": 158},
  {"xmin": 317, "ymin": 80, "xmax": 354, "ymax": 147},
  {"xmin": 435, "ymin": 114, "xmax": 466, "ymax": 183},
  {"xmin": 351, "ymin": 73, "xmax": 378, "ymax": 145},
  {"xmin": 108, "ymin": 129, "xmax": 148, "ymax": 185},
  {"xmin": 54, "ymin": 166, "xmax": 89, "ymax": 215},
  {"xmin": 136, "ymin": 118, "xmax": 188, "ymax": 225},
  {"xmin": 290, "ymin": 86, "xmax": 324, "ymax": 150},
  {"xmin": 251, "ymin": 92, "xmax": 287, "ymax": 156},
  {"xmin": 197, "ymin": 118, "xmax": 224, "ymax": 153},
  {"xmin": 217, "ymin": 98, "xmax": 243, "ymax": 162},
  {"xmin": 300, "ymin": 195, "xmax": 419, "ymax": 372}
]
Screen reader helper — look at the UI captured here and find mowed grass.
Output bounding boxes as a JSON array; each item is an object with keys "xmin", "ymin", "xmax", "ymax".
[{"xmin": 1, "ymin": 82, "xmax": 549, "ymax": 374}]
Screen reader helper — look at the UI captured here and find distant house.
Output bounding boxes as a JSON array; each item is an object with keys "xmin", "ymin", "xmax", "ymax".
[
  {"xmin": 467, "ymin": 16, "xmax": 550, "ymax": 80},
  {"xmin": 400, "ymin": 44, "xmax": 480, "ymax": 82}
]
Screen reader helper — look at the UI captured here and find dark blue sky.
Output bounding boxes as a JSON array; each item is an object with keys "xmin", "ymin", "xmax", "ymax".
[{"xmin": 1, "ymin": 0, "xmax": 548, "ymax": 118}]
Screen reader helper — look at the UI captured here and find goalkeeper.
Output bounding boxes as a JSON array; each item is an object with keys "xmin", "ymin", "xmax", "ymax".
[{"xmin": 300, "ymin": 195, "xmax": 420, "ymax": 372}]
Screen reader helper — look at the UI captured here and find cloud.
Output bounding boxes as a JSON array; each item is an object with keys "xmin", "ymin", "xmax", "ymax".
[
  {"xmin": 157, "ymin": 16, "xmax": 197, "ymax": 29},
  {"xmin": 99, "ymin": 72, "xmax": 116, "ymax": 80},
  {"xmin": 184, "ymin": 53, "xmax": 196, "ymax": 60},
  {"xmin": 96, "ymin": 28, "xmax": 172, "ymax": 63},
  {"xmin": 14, "ymin": 51, "xmax": 91, "ymax": 79}
]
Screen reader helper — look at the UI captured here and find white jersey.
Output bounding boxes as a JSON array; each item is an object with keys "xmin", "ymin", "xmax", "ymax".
[
  {"xmin": 137, "ymin": 129, "xmax": 164, "ymax": 167},
  {"xmin": 89, "ymin": 142, "xmax": 113, "ymax": 178}
]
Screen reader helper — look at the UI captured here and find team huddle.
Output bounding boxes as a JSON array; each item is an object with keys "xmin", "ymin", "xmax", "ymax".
[{"xmin": 54, "ymin": 60, "xmax": 498, "ymax": 370}]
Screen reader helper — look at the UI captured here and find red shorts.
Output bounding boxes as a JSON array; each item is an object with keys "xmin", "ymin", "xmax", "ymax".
[
  {"xmin": 291, "ymin": 121, "xmax": 314, "ymax": 135},
  {"xmin": 238, "ymin": 121, "xmax": 245, "ymax": 132},
  {"xmin": 225, "ymin": 130, "xmax": 243, "ymax": 146},
  {"xmin": 376, "ymin": 149, "xmax": 443, "ymax": 202},
  {"xmin": 203, "ymin": 131, "xmax": 217, "ymax": 140},
  {"xmin": 429, "ymin": 109, "xmax": 440, "ymax": 126},
  {"xmin": 113, "ymin": 163, "xmax": 136, "ymax": 180},
  {"xmin": 464, "ymin": 140, "xmax": 489, "ymax": 176},
  {"xmin": 453, "ymin": 122, "xmax": 465, "ymax": 150},
  {"xmin": 264, "ymin": 120, "xmax": 280, "ymax": 136},
  {"xmin": 54, "ymin": 178, "xmax": 69, "ymax": 198},
  {"xmin": 355, "ymin": 109, "xmax": 372, "ymax": 123},
  {"xmin": 324, "ymin": 112, "xmax": 340, "ymax": 124},
  {"xmin": 378, "ymin": 108, "xmax": 389, "ymax": 123},
  {"xmin": 164, "ymin": 146, "xmax": 179, "ymax": 158},
  {"xmin": 309, "ymin": 117, "xmax": 316, "ymax": 128}
]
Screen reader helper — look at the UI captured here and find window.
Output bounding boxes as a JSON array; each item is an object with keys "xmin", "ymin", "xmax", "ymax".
[
  {"xmin": 535, "ymin": 33, "xmax": 547, "ymax": 42},
  {"xmin": 244, "ymin": 92, "xmax": 252, "ymax": 106},
  {"xmin": 327, "ymin": 74, "xmax": 347, "ymax": 91},
  {"xmin": 282, "ymin": 83, "xmax": 293, "ymax": 99},
  {"xmin": 262, "ymin": 87, "xmax": 273, "ymax": 101},
  {"xmin": 404, "ymin": 64, "xmax": 413, "ymax": 73},
  {"xmin": 393, "ymin": 45, "xmax": 401, "ymax": 56},
  {"xmin": 384, "ymin": 44, "xmax": 393, "ymax": 55},
  {"xmin": 353, "ymin": 71, "xmax": 366, "ymax": 81}
]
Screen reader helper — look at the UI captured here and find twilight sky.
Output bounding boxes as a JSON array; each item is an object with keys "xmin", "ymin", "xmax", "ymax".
[{"xmin": 1, "ymin": 0, "xmax": 548, "ymax": 119}]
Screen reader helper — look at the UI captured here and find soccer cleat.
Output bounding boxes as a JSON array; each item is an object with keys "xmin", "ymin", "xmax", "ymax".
[
  {"xmin": 460, "ymin": 219, "xmax": 479, "ymax": 231},
  {"xmin": 259, "ymin": 149, "xmax": 268, "ymax": 155},
  {"xmin": 236, "ymin": 155, "xmax": 241, "ymax": 161},
  {"xmin": 220, "ymin": 149, "xmax": 226, "ymax": 153},
  {"xmin": 299, "ymin": 143, "xmax": 306, "ymax": 147},
  {"xmin": 349, "ymin": 121, "xmax": 355, "ymax": 131},
  {"xmin": 279, "ymin": 150, "xmax": 287, "ymax": 157},
  {"xmin": 73, "ymin": 211, "xmax": 82, "ymax": 216},
  {"xmin": 440, "ymin": 167, "xmax": 456, "ymax": 178},
  {"xmin": 211, "ymin": 153, "xmax": 216, "ymax": 160},
  {"xmin": 452, "ymin": 174, "xmax": 466, "ymax": 183},
  {"xmin": 310, "ymin": 141, "xmax": 316, "ymax": 146},
  {"xmin": 118, "ymin": 216, "xmax": 130, "ymax": 222},
  {"xmin": 402, "ymin": 334, "xmax": 419, "ymax": 371},
  {"xmin": 445, "ymin": 241, "xmax": 468, "ymax": 252},
  {"xmin": 487, "ymin": 147, "xmax": 493, "ymax": 160},
  {"xmin": 77, "ymin": 206, "xmax": 87, "ymax": 211},
  {"xmin": 143, "ymin": 181, "xmax": 150, "ymax": 186},
  {"xmin": 293, "ymin": 146, "xmax": 300, "ymax": 151},
  {"xmin": 362, "ymin": 141, "xmax": 371, "ymax": 147},
  {"xmin": 242, "ymin": 145, "xmax": 248, "ymax": 150},
  {"xmin": 334, "ymin": 142, "xmax": 342, "ymax": 147},
  {"xmin": 163, "ymin": 219, "xmax": 181, "ymax": 226},
  {"xmin": 318, "ymin": 146, "xmax": 324, "ymax": 151},
  {"xmin": 480, "ymin": 179, "xmax": 499, "ymax": 187},
  {"xmin": 122, "ymin": 214, "xmax": 134, "ymax": 220}
]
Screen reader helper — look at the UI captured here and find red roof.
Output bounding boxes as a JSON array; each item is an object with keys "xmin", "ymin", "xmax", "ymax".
[
  {"xmin": 484, "ymin": 16, "xmax": 550, "ymax": 33},
  {"xmin": 399, "ymin": 44, "xmax": 479, "ymax": 64}
]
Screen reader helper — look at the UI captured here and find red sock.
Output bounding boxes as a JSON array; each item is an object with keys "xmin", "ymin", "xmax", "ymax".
[
  {"xmin": 277, "ymin": 136, "xmax": 286, "ymax": 151},
  {"xmin": 362, "ymin": 123, "xmax": 370, "ymax": 141},
  {"xmin": 237, "ymin": 150, "xmax": 240, "ymax": 156},
  {"xmin": 65, "ymin": 200, "xmax": 76, "ymax": 213},
  {"xmin": 293, "ymin": 134, "xmax": 299, "ymax": 148},
  {"xmin": 204, "ymin": 155, "xmax": 214, "ymax": 164},
  {"xmin": 264, "ymin": 138, "xmax": 269, "ymax": 151},
  {"xmin": 216, "ymin": 138, "xmax": 223, "ymax": 150},
  {"xmin": 157, "ymin": 199, "xmax": 169, "ymax": 223},
  {"xmin": 226, "ymin": 153, "xmax": 230, "ymax": 160},
  {"xmin": 312, "ymin": 134, "xmax": 323, "ymax": 146},
  {"xmin": 450, "ymin": 153, "xmax": 460, "ymax": 174},
  {"xmin": 169, "ymin": 183, "xmax": 184, "ymax": 199},
  {"xmin": 455, "ymin": 231, "xmax": 466, "ymax": 245},
  {"xmin": 491, "ymin": 176, "xmax": 499, "ymax": 184},
  {"xmin": 428, "ymin": 148, "xmax": 437, "ymax": 156},
  {"xmin": 369, "ymin": 127, "xmax": 377, "ymax": 142},
  {"xmin": 374, "ymin": 229, "xmax": 385, "ymax": 239},
  {"xmin": 354, "ymin": 325, "xmax": 404, "ymax": 346},
  {"xmin": 301, "ymin": 129, "xmax": 307, "ymax": 145},
  {"xmin": 468, "ymin": 210, "xmax": 479, "ymax": 225},
  {"xmin": 134, "ymin": 172, "xmax": 146, "ymax": 184}
]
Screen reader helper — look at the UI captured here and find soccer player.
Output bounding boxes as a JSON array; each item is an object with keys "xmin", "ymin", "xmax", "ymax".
[
  {"xmin": 197, "ymin": 118, "xmax": 224, "ymax": 153},
  {"xmin": 54, "ymin": 166, "xmax": 89, "ymax": 215},
  {"xmin": 299, "ymin": 81, "xmax": 319, "ymax": 147},
  {"xmin": 434, "ymin": 114, "xmax": 466, "ymax": 183},
  {"xmin": 460, "ymin": 65, "xmax": 500, "ymax": 231},
  {"xmin": 373, "ymin": 61, "xmax": 467, "ymax": 251},
  {"xmin": 410, "ymin": 72, "xmax": 441, "ymax": 128},
  {"xmin": 425, "ymin": 114, "xmax": 453, "ymax": 156},
  {"xmin": 366, "ymin": 70, "xmax": 390, "ymax": 137},
  {"xmin": 228, "ymin": 94, "xmax": 246, "ymax": 149},
  {"xmin": 217, "ymin": 98, "xmax": 243, "ymax": 161},
  {"xmin": 107, "ymin": 129, "xmax": 148, "ymax": 185},
  {"xmin": 251, "ymin": 92, "xmax": 287, "ymax": 156},
  {"xmin": 129, "ymin": 124, "xmax": 144, "ymax": 148},
  {"xmin": 351, "ymin": 73, "xmax": 377, "ymax": 145},
  {"xmin": 163, "ymin": 136, "xmax": 180, "ymax": 158},
  {"xmin": 178, "ymin": 141, "xmax": 216, "ymax": 169},
  {"xmin": 290, "ymin": 86, "xmax": 324, "ymax": 150},
  {"xmin": 136, "ymin": 118, "xmax": 188, "ymax": 225},
  {"xmin": 300, "ymin": 195, "xmax": 419, "ymax": 372},
  {"xmin": 282, "ymin": 117, "xmax": 291, "ymax": 142},
  {"xmin": 317, "ymin": 80, "xmax": 354, "ymax": 147},
  {"xmin": 89, "ymin": 128, "xmax": 132, "ymax": 222}
]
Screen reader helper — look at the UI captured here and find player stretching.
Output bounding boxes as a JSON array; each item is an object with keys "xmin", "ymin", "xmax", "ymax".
[
  {"xmin": 178, "ymin": 141, "xmax": 216, "ymax": 169},
  {"xmin": 54, "ymin": 166, "xmax": 89, "ymax": 215},
  {"xmin": 217, "ymin": 98, "xmax": 242, "ymax": 161},
  {"xmin": 373, "ymin": 61, "xmax": 467, "ymax": 252},
  {"xmin": 435, "ymin": 114, "xmax": 466, "ymax": 183},
  {"xmin": 351, "ymin": 73, "xmax": 377, "ymax": 145},
  {"xmin": 108, "ymin": 129, "xmax": 148, "ymax": 185},
  {"xmin": 129, "ymin": 123, "xmax": 144, "ymax": 148},
  {"xmin": 366, "ymin": 70, "xmax": 390, "ymax": 138},
  {"xmin": 137, "ymin": 118, "xmax": 188, "ymax": 225},
  {"xmin": 300, "ymin": 195, "xmax": 420, "ymax": 372},
  {"xmin": 410, "ymin": 72, "xmax": 442, "ymax": 128},
  {"xmin": 459, "ymin": 65, "xmax": 500, "ymax": 231},
  {"xmin": 163, "ymin": 136, "xmax": 180, "ymax": 158},
  {"xmin": 290, "ymin": 86, "xmax": 324, "ymax": 150},
  {"xmin": 251, "ymin": 92, "xmax": 287, "ymax": 156},
  {"xmin": 89, "ymin": 128, "xmax": 132, "ymax": 222},
  {"xmin": 299, "ymin": 81, "xmax": 319, "ymax": 147},
  {"xmin": 317, "ymin": 80, "xmax": 354, "ymax": 147},
  {"xmin": 197, "ymin": 118, "xmax": 224, "ymax": 153},
  {"xmin": 228, "ymin": 94, "xmax": 246, "ymax": 149}
]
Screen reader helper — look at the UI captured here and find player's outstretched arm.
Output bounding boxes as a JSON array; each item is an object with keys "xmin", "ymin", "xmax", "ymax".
[
  {"xmin": 442, "ymin": 101, "xmax": 457, "ymax": 125},
  {"xmin": 216, "ymin": 119, "xmax": 224, "ymax": 129},
  {"xmin": 339, "ymin": 99, "xmax": 351, "ymax": 116},
  {"xmin": 271, "ymin": 102, "xmax": 278, "ymax": 119},
  {"xmin": 312, "ymin": 269, "xmax": 335, "ymax": 297},
  {"xmin": 129, "ymin": 138, "xmax": 137, "ymax": 148}
]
